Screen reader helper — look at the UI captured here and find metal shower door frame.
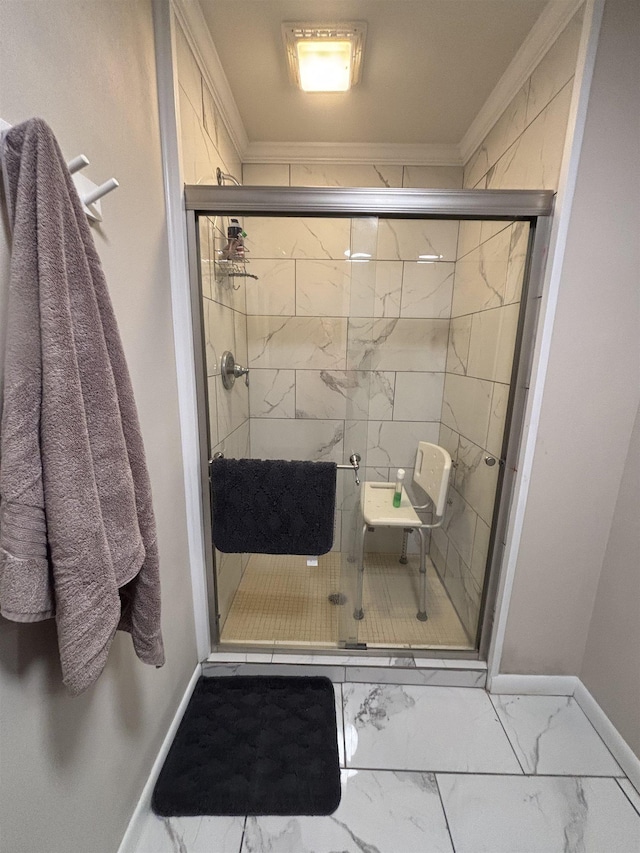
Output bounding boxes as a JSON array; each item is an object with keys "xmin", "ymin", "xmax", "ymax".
[{"xmin": 184, "ymin": 185, "xmax": 554, "ymax": 656}]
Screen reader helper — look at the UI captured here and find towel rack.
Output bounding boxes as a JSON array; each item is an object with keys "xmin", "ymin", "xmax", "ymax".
[
  {"xmin": 210, "ymin": 452, "xmax": 362, "ymax": 485},
  {"xmin": 0, "ymin": 118, "xmax": 119, "ymax": 222}
]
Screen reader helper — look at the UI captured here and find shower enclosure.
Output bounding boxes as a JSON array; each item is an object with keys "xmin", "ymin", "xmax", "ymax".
[{"xmin": 185, "ymin": 186, "xmax": 553, "ymax": 658}]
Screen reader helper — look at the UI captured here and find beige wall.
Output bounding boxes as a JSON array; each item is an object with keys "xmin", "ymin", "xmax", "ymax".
[
  {"xmin": 581, "ymin": 403, "xmax": 640, "ymax": 757},
  {"xmin": 0, "ymin": 2, "xmax": 198, "ymax": 852},
  {"xmin": 501, "ymin": 0, "xmax": 640, "ymax": 683}
]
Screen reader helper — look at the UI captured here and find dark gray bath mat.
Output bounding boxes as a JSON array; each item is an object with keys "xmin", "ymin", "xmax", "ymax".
[{"xmin": 151, "ymin": 676, "xmax": 341, "ymax": 817}]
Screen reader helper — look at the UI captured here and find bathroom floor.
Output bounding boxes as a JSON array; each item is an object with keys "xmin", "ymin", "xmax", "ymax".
[
  {"xmin": 134, "ymin": 679, "xmax": 640, "ymax": 852},
  {"xmin": 220, "ymin": 551, "xmax": 471, "ymax": 649}
]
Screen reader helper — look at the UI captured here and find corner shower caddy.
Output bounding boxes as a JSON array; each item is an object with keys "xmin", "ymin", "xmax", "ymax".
[{"xmin": 213, "ymin": 166, "xmax": 258, "ymax": 284}]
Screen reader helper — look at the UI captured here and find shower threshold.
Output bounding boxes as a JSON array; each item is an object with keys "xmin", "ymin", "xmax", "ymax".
[{"xmin": 205, "ymin": 646, "xmax": 486, "ymax": 689}]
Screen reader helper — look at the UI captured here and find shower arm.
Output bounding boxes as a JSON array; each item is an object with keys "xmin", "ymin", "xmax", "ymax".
[{"xmin": 216, "ymin": 167, "xmax": 241, "ymax": 186}]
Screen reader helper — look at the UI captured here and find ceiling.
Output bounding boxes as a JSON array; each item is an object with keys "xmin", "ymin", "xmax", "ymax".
[{"xmin": 198, "ymin": 0, "xmax": 550, "ymax": 147}]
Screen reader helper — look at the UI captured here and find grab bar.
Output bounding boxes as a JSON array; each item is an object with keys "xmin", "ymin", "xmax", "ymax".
[{"xmin": 210, "ymin": 452, "xmax": 362, "ymax": 485}]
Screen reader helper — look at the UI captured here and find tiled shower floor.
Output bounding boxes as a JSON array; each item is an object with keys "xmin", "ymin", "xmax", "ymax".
[{"xmin": 220, "ymin": 551, "xmax": 472, "ymax": 649}]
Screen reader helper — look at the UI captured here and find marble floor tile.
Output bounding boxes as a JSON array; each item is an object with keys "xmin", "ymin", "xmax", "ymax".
[
  {"xmin": 134, "ymin": 811, "xmax": 245, "ymax": 853},
  {"xmin": 241, "ymin": 769, "xmax": 453, "ymax": 853},
  {"xmin": 343, "ymin": 683, "xmax": 522, "ymax": 773},
  {"xmin": 437, "ymin": 774, "xmax": 640, "ymax": 853},
  {"xmin": 491, "ymin": 694, "xmax": 623, "ymax": 776}
]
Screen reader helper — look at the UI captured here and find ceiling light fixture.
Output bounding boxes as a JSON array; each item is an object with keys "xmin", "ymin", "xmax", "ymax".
[{"xmin": 282, "ymin": 22, "xmax": 367, "ymax": 93}]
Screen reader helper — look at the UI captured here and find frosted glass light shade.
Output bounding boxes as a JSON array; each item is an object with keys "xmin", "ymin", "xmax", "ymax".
[
  {"xmin": 296, "ymin": 40, "xmax": 352, "ymax": 92},
  {"xmin": 283, "ymin": 22, "xmax": 367, "ymax": 93}
]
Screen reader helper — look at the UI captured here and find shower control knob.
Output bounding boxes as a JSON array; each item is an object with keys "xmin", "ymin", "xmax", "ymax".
[
  {"xmin": 221, "ymin": 350, "xmax": 249, "ymax": 390},
  {"xmin": 485, "ymin": 456, "xmax": 497, "ymax": 467}
]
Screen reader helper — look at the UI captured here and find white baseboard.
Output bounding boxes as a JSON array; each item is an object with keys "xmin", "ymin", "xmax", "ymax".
[
  {"xmin": 574, "ymin": 680, "xmax": 640, "ymax": 794},
  {"xmin": 488, "ymin": 674, "xmax": 578, "ymax": 695},
  {"xmin": 117, "ymin": 663, "xmax": 202, "ymax": 853}
]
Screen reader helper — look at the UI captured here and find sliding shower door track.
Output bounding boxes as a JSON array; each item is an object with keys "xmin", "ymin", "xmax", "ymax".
[{"xmin": 185, "ymin": 185, "xmax": 554, "ymax": 219}]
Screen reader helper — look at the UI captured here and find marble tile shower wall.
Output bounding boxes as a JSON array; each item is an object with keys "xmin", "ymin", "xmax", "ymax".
[
  {"xmin": 239, "ymin": 162, "xmax": 463, "ymax": 558},
  {"xmin": 200, "ymin": 215, "xmax": 252, "ymax": 626},
  {"xmin": 432, "ymin": 9, "xmax": 584, "ymax": 640},
  {"xmin": 463, "ymin": 9, "xmax": 583, "ymax": 191},
  {"xmin": 242, "ymin": 163, "xmax": 464, "ymax": 190},
  {"xmin": 243, "ymin": 214, "xmax": 460, "ymax": 557},
  {"xmin": 433, "ymin": 220, "xmax": 529, "ymax": 640},
  {"xmin": 175, "ymin": 24, "xmax": 241, "ymax": 191}
]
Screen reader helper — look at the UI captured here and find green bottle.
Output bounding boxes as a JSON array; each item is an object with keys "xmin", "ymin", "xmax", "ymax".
[{"xmin": 393, "ymin": 468, "xmax": 405, "ymax": 508}]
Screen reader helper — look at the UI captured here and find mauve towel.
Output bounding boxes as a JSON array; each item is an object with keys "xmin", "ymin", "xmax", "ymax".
[
  {"xmin": 210, "ymin": 458, "xmax": 336, "ymax": 555},
  {"xmin": 0, "ymin": 118, "xmax": 164, "ymax": 694}
]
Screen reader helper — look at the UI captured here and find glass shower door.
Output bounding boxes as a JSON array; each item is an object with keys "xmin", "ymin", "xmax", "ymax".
[
  {"xmin": 190, "ymin": 196, "xmax": 538, "ymax": 654},
  {"xmin": 337, "ymin": 214, "xmax": 532, "ymax": 650},
  {"xmin": 197, "ymin": 209, "xmax": 377, "ymax": 648},
  {"xmin": 337, "ymin": 213, "xmax": 465, "ymax": 649}
]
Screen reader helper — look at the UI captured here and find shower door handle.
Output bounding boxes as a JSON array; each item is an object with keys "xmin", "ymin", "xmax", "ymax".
[{"xmin": 485, "ymin": 456, "xmax": 505, "ymax": 467}]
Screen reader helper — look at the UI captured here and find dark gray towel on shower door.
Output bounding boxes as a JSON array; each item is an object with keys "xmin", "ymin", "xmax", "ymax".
[{"xmin": 210, "ymin": 459, "xmax": 336, "ymax": 555}]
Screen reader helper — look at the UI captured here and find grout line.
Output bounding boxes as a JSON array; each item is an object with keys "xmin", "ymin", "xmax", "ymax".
[
  {"xmin": 237, "ymin": 815, "xmax": 247, "ymax": 853},
  {"xmin": 346, "ymin": 766, "xmax": 631, "ymax": 778},
  {"xmin": 434, "ymin": 774, "xmax": 457, "ymax": 852},
  {"xmin": 487, "ymin": 692, "xmax": 527, "ymax": 774},
  {"xmin": 338, "ymin": 683, "xmax": 347, "ymax": 768}
]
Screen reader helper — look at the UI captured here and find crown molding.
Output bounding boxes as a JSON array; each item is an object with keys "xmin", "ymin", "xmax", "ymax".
[
  {"xmin": 168, "ymin": 0, "xmax": 458, "ymax": 166},
  {"xmin": 170, "ymin": 0, "xmax": 248, "ymax": 160},
  {"xmin": 460, "ymin": 0, "xmax": 584, "ymax": 165},
  {"xmin": 170, "ymin": 0, "xmax": 582, "ymax": 171},
  {"xmin": 243, "ymin": 141, "xmax": 462, "ymax": 166}
]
